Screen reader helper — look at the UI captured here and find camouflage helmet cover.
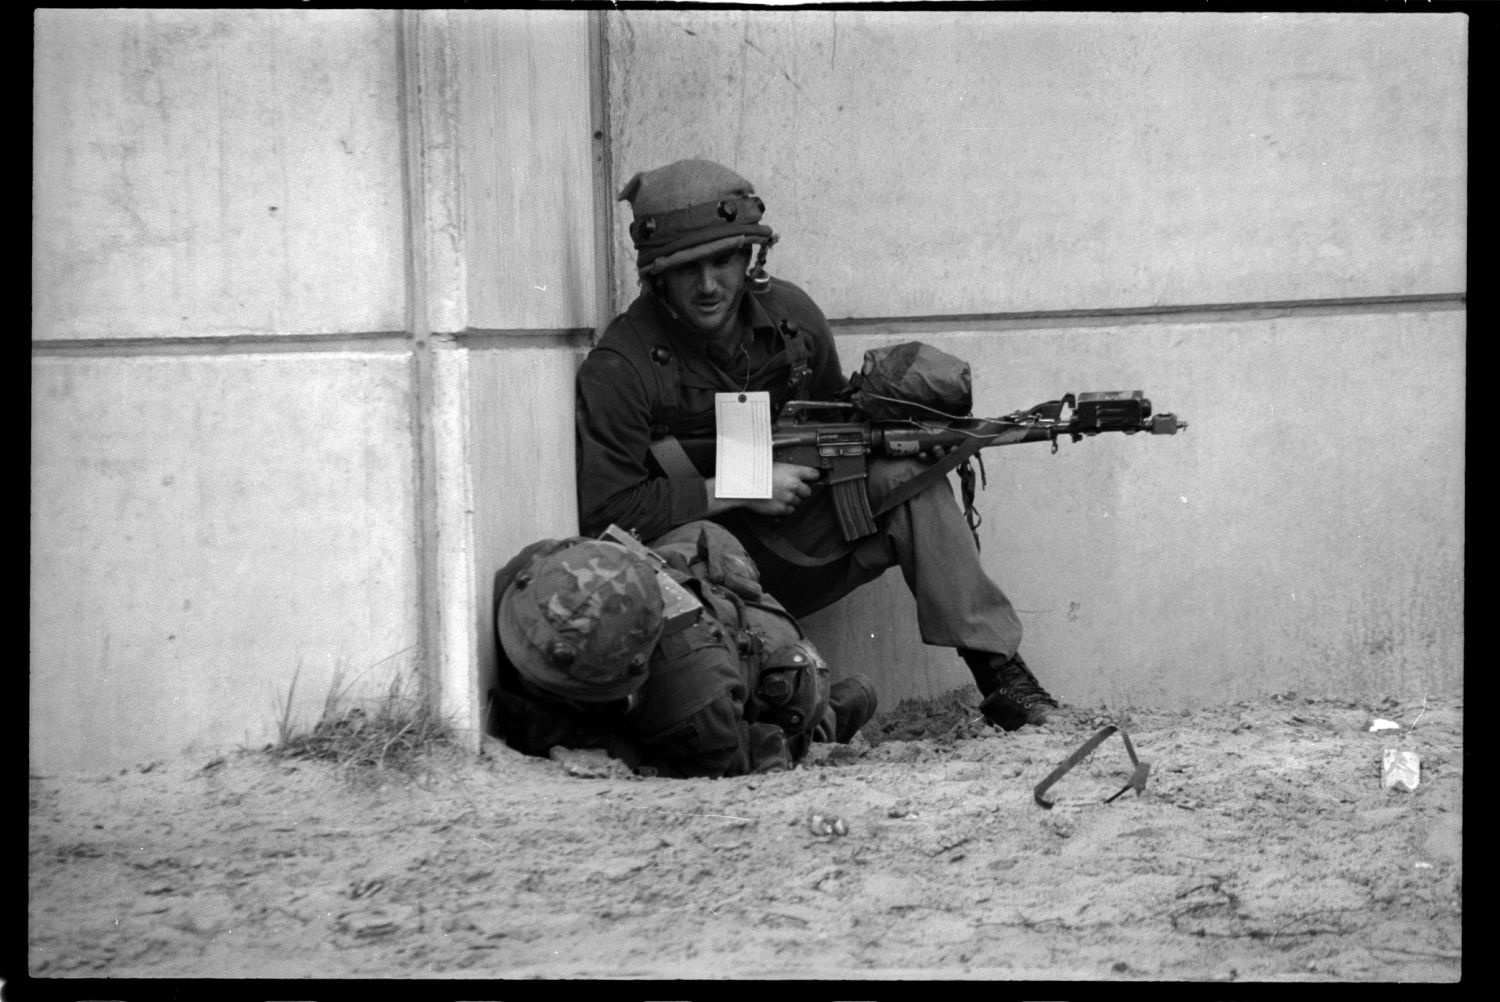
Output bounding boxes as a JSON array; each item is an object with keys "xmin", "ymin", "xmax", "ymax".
[
  {"xmin": 617, "ymin": 158, "xmax": 776, "ymax": 277},
  {"xmin": 497, "ymin": 540, "xmax": 665, "ymax": 703}
]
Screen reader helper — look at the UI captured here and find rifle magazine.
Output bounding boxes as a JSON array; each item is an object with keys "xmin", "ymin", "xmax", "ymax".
[{"xmin": 831, "ymin": 478, "xmax": 878, "ymax": 542}]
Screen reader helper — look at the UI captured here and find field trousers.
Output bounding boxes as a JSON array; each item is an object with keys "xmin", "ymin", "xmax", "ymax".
[{"xmin": 730, "ymin": 457, "xmax": 1023, "ymax": 660}]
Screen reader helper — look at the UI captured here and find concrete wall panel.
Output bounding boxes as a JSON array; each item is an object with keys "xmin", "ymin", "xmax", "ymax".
[
  {"xmin": 466, "ymin": 341, "xmax": 593, "ymax": 707},
  {"xmin": 33, "ymin": 9, "xmax": 407, "ymax": 340},
  {"xmin": 802, "ymin": 307, "xmax": 1464, "ymax": 709},
  {"xmin": 458, "ymin": 11, "xmax": 599, "ymax": 331},
  {"xmin": 606, "ymin": 10, "xmax": 1466, "ymax": 317},
  {"xmin": 30, "ymin": 353, "xmax": 421, "ymax": 772}
]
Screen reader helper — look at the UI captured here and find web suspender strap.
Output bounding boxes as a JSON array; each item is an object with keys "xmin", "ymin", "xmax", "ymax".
[{"xmin": 648, "ymin": 436, "xmax": 703, "ymax": 481}]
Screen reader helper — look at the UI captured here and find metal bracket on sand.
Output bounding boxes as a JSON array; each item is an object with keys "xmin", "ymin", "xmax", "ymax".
[{"xmin": 1033, "ymin": 723, "xmax": 1152, "ymax": 809}]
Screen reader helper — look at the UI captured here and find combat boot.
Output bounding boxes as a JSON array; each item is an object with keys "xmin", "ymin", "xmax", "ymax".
[
  {"xmin": 828, "ymin": 673, "xmax": 879, "ymax": 743},
  {"xmin": 961, "ymin": 650, "xmax": 1059, "ymax": 731}
]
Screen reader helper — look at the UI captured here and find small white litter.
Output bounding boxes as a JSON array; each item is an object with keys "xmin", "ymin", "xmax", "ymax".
[{"xmin": 1381, "ymin": 748, "xmax": 1421, "ymax": 791}]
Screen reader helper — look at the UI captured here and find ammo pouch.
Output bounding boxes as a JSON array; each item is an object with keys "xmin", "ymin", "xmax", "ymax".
[
  {"xmin": 847, "ymin": 340, "xmax": 989, "ymax": 549},
  {"xmin": 744, "ymin": 635, "xmax": 829, "ymax": 761}
]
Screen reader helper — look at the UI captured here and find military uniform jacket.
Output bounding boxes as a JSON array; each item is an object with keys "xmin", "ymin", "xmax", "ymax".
[
  {"xmin": 489, "ymin": 526, "xmax": 829, "ymax": 778},
  {"xmin": 575, "ymin": 277, "xmax": 848, "ymax": 542}
]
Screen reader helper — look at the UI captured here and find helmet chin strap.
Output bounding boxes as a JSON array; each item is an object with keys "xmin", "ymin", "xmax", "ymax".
[
  {"xmin": 747, "ymin": 238, "xmax": 775, "ymax": 292},
  {"xmin": 647, "ymin": 277, "xmax": 682, "ymax": 322}
]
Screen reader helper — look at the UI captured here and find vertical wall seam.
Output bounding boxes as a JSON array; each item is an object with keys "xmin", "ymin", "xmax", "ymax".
[
  {"xmin": 396, "ymin": 10, "xmax": 444, "ymax": 721},
  {"xmin": 589, "ymin": 10, "xmax": 615, "ymax": 338},
  {"xmin": 399, "ymin": 10, "xmax": 485, "ymax": 753}
]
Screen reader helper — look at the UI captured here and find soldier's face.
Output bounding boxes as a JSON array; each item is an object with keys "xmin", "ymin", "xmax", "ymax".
[{"xmin": 658, "ymin": 248, "xmax": 750, "ymax": 339}]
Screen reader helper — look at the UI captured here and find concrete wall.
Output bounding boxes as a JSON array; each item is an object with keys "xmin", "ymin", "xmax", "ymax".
[
  {"xmin": 30, "ymin": 9, "xmax": 1464, "ymax": 772},
  {"xmin": 31, "ymin": 10, "xmax": 599, "ymax": 773},
  {"xmin": 31, "ymin": 351, "xmax": 420, "ymax": 767},
  {"xmin": 32, "ymin": 10, "xmax": 420, "ymax": 772},
  {"xmin": 605, "ymin": 10, "xmax": 1466, "ymax": 707},
  {"xmin": 606, "ymin": 11, "xmax": 1466, "ymax": 315},
  {"xmin": 33, "ymin": 9, "xmax": 409, "ymax": 340},
  {"xmin": 804, "ymin": 307, "xmax": 1464, "ymax": 709}
]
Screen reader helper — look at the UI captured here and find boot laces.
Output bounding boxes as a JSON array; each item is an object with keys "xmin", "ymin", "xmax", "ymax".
[{"xmin": 996, "ymin": 656, "xmax": 1057, "ymax": 708}]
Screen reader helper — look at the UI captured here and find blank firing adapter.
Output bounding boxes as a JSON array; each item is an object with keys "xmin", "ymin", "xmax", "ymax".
[{"xmin": 1073, "ymin": 391, "xmax": 1186, "ymax": 435}]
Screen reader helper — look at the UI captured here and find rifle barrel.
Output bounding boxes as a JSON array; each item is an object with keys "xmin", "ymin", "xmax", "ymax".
[{"xmin": 684, "ymin": 410, "xmax": 1185, "ymax": 467}]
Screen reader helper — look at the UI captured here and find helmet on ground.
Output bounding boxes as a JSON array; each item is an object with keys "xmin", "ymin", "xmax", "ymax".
[
  {"xmin": 497, "ymin": 539, "xmax": 664, "ymax": 703},
  {"xmin": 617, "ymin": 158, "xmax": 777, "ymax": 278}
]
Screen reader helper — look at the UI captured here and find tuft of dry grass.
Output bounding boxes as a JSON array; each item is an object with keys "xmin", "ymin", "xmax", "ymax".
[{"xmin": 270, "ymin": 662, "xmax": 451, "ymax": 781}]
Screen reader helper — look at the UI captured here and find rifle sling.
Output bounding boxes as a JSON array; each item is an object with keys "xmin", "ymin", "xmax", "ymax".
[
  {"xmin": 866, "ymin": 425, "xmax": 991, "ymax": 524},
  {"xmin": 744, "ymin": 514, "xmax": 862, "ymax": 568}
]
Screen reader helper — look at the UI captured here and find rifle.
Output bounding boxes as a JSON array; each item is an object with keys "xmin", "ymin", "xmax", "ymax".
[{"xmin": 762, "ymin": 390, "xmax": 1187, "ymax": 543}]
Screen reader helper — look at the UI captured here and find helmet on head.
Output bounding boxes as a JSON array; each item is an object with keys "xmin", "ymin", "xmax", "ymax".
[
  {"xmin": 617, "ymin": 158, "xmax": 777, "ymax": 279},
  {"xmin": 497, "ymin": 539, "xmax": 665, "ymax": 704}
]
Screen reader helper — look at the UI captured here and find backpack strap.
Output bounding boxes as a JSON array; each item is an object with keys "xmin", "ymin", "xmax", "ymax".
[
  {"xmin": 644, "ymin": 342, "xmax": 681, "ymax": 442},
  {"xmin": 597, "ymin": 333, "xmax": 697, "ymax": 477},
  {"xmin": 647, "ymin": 435, "xmax": 702, "ymax": 480},
  {"xmin": 775, "ymin": 316, "xmax": 814, "ymax": 404},
  {"xmin": 644, "ymin": 290, "xmax": 814, "ymax": 479}
]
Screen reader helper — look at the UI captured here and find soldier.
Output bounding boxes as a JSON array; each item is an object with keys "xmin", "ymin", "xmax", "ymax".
[
  {"xmin": 489, "ymin": 521, "xmax": 877, "ymax": 778},
  {"xmin": 575, "ymin": 158, "xmax": 1059, "ymax": 731}
]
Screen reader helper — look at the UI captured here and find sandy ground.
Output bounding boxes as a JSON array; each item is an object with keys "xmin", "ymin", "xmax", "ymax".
[{"xmin": 26, "ymin": 689, "xmax": 1461, "ymax": 984}]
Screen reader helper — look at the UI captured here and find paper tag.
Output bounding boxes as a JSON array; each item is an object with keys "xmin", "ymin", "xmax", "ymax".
[{"xmin": 713, "ymin": 391, "xmax": 773, "ymax": 499}]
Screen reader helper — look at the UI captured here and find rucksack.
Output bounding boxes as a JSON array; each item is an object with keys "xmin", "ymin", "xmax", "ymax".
[
  {"xmin": 650, "ymin": 521, "xmax": 831, "ymax": 760},
  {"xmin": 848, "ymin": 340, "xmax": 974, "ymax": 420}
]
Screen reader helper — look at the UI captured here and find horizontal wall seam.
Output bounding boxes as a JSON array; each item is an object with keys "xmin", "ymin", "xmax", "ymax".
[
  {"xmin": 831, "ymin": 292, "xmax": 1467, "ymax": 332},
  {"xmin": 31, "ymin": 331, "xmax": 416, "ymax": 357},
  {"xmin": 31, "ymin": 328, "xmax": 597, "ymax": 356},
  {"xmin": 451, "ymin": 328, "xmax": 596, "ymax": 348},
  {"xmin": 31, "ymin": 293, "xmax": 1463, "ymax": 356}
]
